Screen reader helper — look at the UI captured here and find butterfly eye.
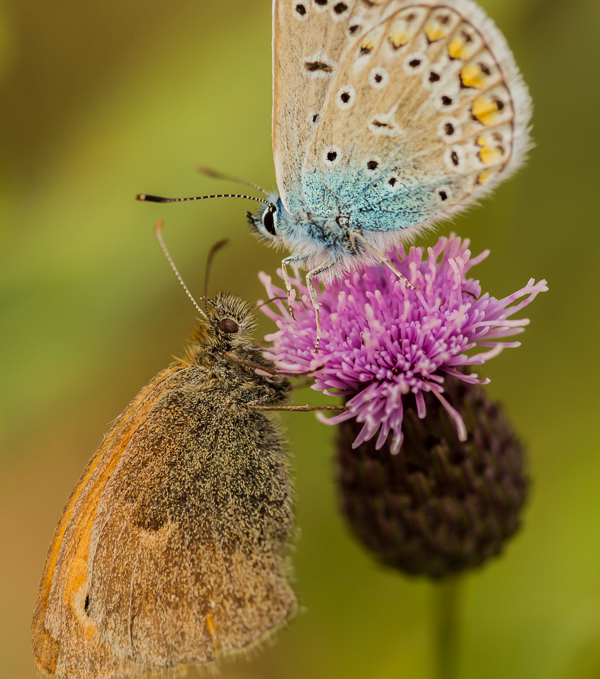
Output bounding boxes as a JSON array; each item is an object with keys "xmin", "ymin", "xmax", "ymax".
[
  {"xmin": 218, "ymin": 318, "xmax": 239, "ymax": 334},
  {"xmin": 262, "ymin": 207, "xmax": 277, "ymax": 236}
]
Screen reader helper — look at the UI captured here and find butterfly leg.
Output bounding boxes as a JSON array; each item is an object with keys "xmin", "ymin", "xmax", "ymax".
[
  {"xmin": 281, "ymin": 255, "xmax": 308, "ymax": 320},
  {"xmin": 248, "ymin": 403, "xmax": 346, "ymax": 412},
  {"xmin": 306, "ymin": 261, "xmax": 335, "ymax": 352},
  {"xmin": 349, "ymin": 230, "xmax": 417, "ymax": 290},
  {"xmin": 245, "ymin": 388, "xmax": 346, "ymax": 412}
]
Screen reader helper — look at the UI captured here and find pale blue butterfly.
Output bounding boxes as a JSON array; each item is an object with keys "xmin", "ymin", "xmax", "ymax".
[{"xmin": 139, "ymin": 0, "xmax": 531, "ymax": 348}]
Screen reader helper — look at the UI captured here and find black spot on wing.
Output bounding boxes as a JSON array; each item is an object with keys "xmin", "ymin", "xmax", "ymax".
[{"xmin": 305, "ymin": 61, "xmax": 334, "ymax": 73}]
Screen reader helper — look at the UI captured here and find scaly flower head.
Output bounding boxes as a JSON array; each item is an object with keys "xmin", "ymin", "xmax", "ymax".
[
  {"xmin": 260, "ymin": 235, "xmax": 547, "ymax": 454},
  {"xmin": 336, "ymin": 377, "xmax": 529, "ymax": 578}
]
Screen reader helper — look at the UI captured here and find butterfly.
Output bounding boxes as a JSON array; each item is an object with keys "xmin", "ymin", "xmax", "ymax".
[
  {"xmin": 139, "ymin": 0, "xmax": 531, "ymax": 348},
  {"xmin": 31, "ymin": 290, "xmax": 299, "ymax": 678}
]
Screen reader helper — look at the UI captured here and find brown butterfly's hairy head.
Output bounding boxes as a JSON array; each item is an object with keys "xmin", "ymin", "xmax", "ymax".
[
  {"xmin": 211, "ymin": 293, "xmax": 257, "ymax": 339},
  {"xmin": 184, "ymin": 293, "xmax": 283, "ymax": 382},
  {"xmin": 187, "ymin": 293, "xmax": 254, "ymax": 350}
]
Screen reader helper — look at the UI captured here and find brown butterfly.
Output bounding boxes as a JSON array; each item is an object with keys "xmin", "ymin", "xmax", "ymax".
[{"xmin": 32, "ymin": 227, "xmax": 344, "ymax": 678}]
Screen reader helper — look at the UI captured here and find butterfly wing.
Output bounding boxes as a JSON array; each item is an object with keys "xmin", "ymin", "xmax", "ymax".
[
  {"xmin": 86, "ymin": 375, "xmax": 296, "ymax": 667},
  {"xmin": 33, "ymin": 365, "xmax": 296, "ymax": 678},
  {"xmin": 273, "ymin": 0, "xmax": 365, "ymax": 214},
  {"xmin": 300, "ymin": 0, "xmax": 531, "ymax": 234},
  {"xmin": 31, "ymin": 367, "xmax": 178, "ymax": 679}
]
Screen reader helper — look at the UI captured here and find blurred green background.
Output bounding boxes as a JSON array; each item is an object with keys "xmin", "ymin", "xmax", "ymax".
[{"xmin": 1, "ymin": 0, "xmax": 599, "ymax": 677}]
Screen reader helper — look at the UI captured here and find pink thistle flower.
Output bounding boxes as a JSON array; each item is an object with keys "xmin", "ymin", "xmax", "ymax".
[{"xmin": 260, "ymin": 235, "xmax": 548, "ymax": 455}]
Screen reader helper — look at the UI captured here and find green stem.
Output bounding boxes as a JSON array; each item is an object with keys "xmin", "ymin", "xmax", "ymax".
[{"xmin": 434, "ymin": 577, "xmax": 463, "ymax": 679}]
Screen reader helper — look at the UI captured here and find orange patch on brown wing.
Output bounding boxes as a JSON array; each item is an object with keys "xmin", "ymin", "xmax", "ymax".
[{"xmin": 32, "ymin": 364, "xmax": 183, "ymax": 674}]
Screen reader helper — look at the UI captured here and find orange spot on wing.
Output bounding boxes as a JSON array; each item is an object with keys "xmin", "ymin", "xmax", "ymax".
[
  {"xmin": 477, "ymin": 169, "xmax": 494, "ymax": 185},
  {"xmin": 461, "ymin": 62, "xmax": 486, "ymax": 89},
  {"xmin": 425, "ymin": 26, "xmax": 446, "ymax": 43},
  {"xmin": 388, "ymin": 30, "xmax": 408, "ymax": 50},
  {"xmin": 448, "ymin": 30, "xmax": 477, "ymax": 62},
  {"xmin": 205, "ymin": 613, "xmax": 218, "ymax": 639},
  {"xmin": 472, "ymin": 96, "xmax": 501, "ymax": 125}
]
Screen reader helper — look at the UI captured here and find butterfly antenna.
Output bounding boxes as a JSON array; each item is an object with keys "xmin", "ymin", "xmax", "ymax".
[
  {"xmin": 198, "ymin": 165, "xmax": 269, "ymax": 197},
  {"xmin": 251, "ymin": 296, "xmax": 289, "ymax": 312},
  {"xmin": 204, "ymin": 238, "xmax": 230, "ymax": 315},
  {"xmin": 154, "ymin": 219, "xmax": 208, "ymax": 319},
  {"xmin": 137, "ymin": 192, "xmax": 269, "ymax": 205}
]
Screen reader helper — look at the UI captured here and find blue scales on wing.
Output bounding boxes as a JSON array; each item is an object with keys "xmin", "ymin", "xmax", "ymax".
[{"xmin": 271, "ymin": 1, "xmax": 529, "ymax": 240}]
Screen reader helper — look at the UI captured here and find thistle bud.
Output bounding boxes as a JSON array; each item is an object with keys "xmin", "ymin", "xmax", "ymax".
[{"xmin": 335, "ymin": 378, "xmax": 528, "ymax": 579}]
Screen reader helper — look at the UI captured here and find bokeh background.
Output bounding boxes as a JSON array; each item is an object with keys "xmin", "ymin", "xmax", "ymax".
[{"xmin": 1, "ymin": 0, "xmax": 599, "ymax": 677}]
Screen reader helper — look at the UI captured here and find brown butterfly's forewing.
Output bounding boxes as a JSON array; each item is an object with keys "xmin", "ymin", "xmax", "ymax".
[{"xmin": 32, "ymin": 327, "xmax": 297, "ymax": 678}]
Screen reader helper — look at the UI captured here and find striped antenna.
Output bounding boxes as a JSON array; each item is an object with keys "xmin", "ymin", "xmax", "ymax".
[
  {"xmin": 137, "ymin": 192, "xmax": 268, "ymax": 205},
  {"xmin": 154, "ymin": 219, "xmax": 208, "ymax": 319}
]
